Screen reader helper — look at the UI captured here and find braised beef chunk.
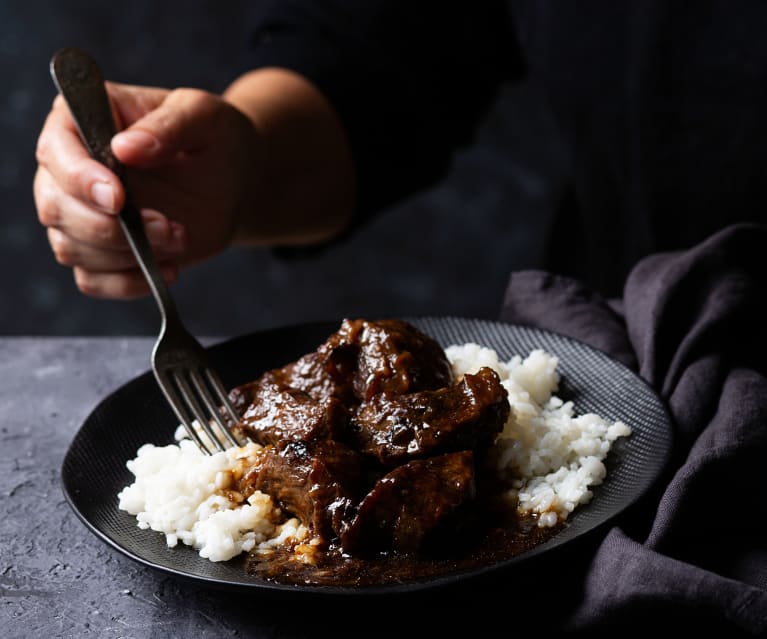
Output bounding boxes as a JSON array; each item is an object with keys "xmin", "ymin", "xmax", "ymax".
[
  {"xmin": 347, "ymin": 319, "xmax": 454, "ymax": 401},
  {"xmin": 232, "ymin": 319, "xmax": 512, "ymax": 558},
  {"xmin": 341, "ymin": 451, "xmax": 476, "ymax": 555},
  {"xmin": 351, "ymin": 367, "xmax": 509, "ymax": 467},
  {"xmin": 233, "ymin": 372, "xmax": 349, "ymax": 446},
  {"xmin": 278, "ymin": 340, "xmax": 359, "ymax": 405},
  {"xmin": 238, "ymin": 318, "xmax": 454, "ymax": 408},
  {"xmin": 239, "ymin": 440, "xmax": 365, "ymax": 545}
]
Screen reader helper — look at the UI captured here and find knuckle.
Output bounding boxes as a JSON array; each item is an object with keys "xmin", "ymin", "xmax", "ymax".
[
  {"xmin": 35, "ymin": 190, "xmax": 59, "ymax": 228},
  {"xmin": 48, "ymin": 229, "xmax": 76, "ymax": 266},
  {"xmin": 35, "ymin": 131, "xmax": 50, "ymax": 165},
  {"xmin": 173, "ymin": 87, "xmax": 217, "ymax": 118},
  {"xmin": 92, "ymin": 216, "xmax": 124, "ymax": 247},
  {"xmin": 173, "ymin": 87, "xmax": 206, "ymax": 103},
  {"xmin": 73, "ymin": 268, "xmax": 97, "ymax": 296},
  {"xmin": 69, "ymin": 159, "xmax": 95, "ymax": 196},
  {"xmin": 74, "ymin": 268, "xmax": 138, "ymax": 299},
  {"xmin": 36, "ymin": 105, "xmax": 63, "ymax": 163},
  {"xmin": 77, "ymin": 268, "xmax": 145, "ymax": 300}
]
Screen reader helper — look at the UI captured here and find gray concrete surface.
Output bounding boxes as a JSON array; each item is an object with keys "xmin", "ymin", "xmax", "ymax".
[
  {"xmin": 1, "ymin": 337, "xmax": 160, "ymax": 638},
  {"xmin": 0, "ymin": 336, "xmax": 342, "ymax": 638}
]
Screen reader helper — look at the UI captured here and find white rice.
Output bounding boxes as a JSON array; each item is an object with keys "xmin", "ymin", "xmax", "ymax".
[
  {"xmin": 116, "ymin": 439, "xmax": 309, "ymax": 562},
  {"xmin": 445, "ymin": 343, "xmax": 631, "ymax": 526},
  {"xmin": 117, "ymin": 343, "xmax": 631, "ymax": 561}
]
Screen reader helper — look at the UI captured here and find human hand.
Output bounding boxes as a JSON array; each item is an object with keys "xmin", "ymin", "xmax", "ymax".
[{"xmin": 34, "ymin": 82, "xmax": 260, "ymax": 299}]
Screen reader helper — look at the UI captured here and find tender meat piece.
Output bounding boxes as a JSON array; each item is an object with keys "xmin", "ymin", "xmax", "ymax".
[
  {"xmin": 238, "ymin": 440, "xmax": 365, "ymax": 546},
  {"xmin": 228, "ymin": 340, "xmax": 358, "ymax": 410},
  {"xmin": 237, "ymin": 319, "xmax": 454, "ymax": 409},
  {"xmin": 351, "ymin": 367, "xmax": 510, "ymax": 467},
  {"xmin": 346, "ymin": 318, "xmax": 454, "ymax": 401},
  {"xmin": 277, "ymin": 338, "xmax": 359, "ymax": 406},
  {"xmin": 232, "ymin": 372, "xmax": 348, "ymax": 446},
  {"xmin": 341, "ymin": 450, "xmax": 476, "ymax": 555}
]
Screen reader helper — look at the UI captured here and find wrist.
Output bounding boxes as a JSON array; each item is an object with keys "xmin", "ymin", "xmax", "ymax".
[{"xmin": 223, "ymin": 68, "xmax": 355, "ymax": 246}]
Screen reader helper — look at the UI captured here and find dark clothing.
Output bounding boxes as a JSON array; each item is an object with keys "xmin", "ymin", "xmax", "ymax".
[
  {"xmin": 513, "ymin": 1, "xmax": 767, "ymax": 295},
  {"xmin": 247, "ymin": 7, "xmax": 767, "ymax": 632},
  {"xmin": 249, "ymin": 1, "xmax": 519, "ymax": 214},
  {"xmin": 250, "ymin": 1, "xmax": 767, "ymax": 295}
]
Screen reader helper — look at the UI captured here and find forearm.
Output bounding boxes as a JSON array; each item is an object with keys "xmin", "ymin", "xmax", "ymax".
[{"xmin": 223, "ymin": 67, "xmax": 355, "ymax": 246}]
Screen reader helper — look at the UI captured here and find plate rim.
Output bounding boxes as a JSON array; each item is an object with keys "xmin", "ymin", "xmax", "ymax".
[{"xmin": 60, "ymin": 315, "xmax": 674, "ymax": 595}]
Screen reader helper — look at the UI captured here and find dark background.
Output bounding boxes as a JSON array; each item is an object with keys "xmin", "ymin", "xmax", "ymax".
[{"xmin": 1, "ymin": 0, "xmax": 567, "ymax": 337}]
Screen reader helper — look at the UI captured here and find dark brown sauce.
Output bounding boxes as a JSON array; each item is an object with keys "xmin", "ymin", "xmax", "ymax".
[{"xmin": 244, "ymin": 506, "xmax": 563, "ymax": 588}]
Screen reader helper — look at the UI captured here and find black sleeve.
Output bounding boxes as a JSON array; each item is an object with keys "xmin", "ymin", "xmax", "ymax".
[{"xmin": 248, "ymin": 0, "xmax": 524, "ymax": 219}]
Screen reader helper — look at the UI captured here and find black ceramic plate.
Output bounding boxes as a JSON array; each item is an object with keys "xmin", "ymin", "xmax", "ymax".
[{"xmin": 61, "ymin": 317, "xmax": 673, "ymax": 596}]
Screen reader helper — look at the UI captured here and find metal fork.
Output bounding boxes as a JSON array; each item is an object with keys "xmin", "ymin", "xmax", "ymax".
[{"xmin": 50, "ymin": 47, "xmax": 242, "ymax": 455}]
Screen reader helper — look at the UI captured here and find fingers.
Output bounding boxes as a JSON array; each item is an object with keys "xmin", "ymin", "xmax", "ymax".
[
  {"xmin": 48, "ymin": 211, "xmax": 183, "ymax": 300},
  {"xmin": 35, "ymin": 85, "xmax": 192, "ymax": 300},
  {"xmin": 53, "ymin": 215, "xmax": 183, "ymax": 300},
  {"xmin": 35, "ymin": 167, "xmax": 185, "ymax": 251},
  {"xmin": 47, "ymin": 227, "xmax": 136, "ymax": 271},
  {"xmin": 46, "ymin": 220, "xmax": 184, "ymax": 271},
  {"xmin": 106, "ymin": 81, "xmax": 171, "ymax": 129},
  {"xmin": 36, "ymin": 165, "xmax": 124, "ymax": 248},
  {"xmin": 35, "ymin": 84, "xmax": 172, "ymax": 213},
  {"xmin": 111, "ymin": 88, "xmax": 221, "ymax": 167},
  {"xmin": 73, "ymin": 263, "xmax": 179, "ymax": 300},
  {"xmin": 38, "ymin": 161, "xmax": 187, "ymax": 300},
  {"xmin": 36, "ymin": 96, "xmax": 125, "ymax": 214}
]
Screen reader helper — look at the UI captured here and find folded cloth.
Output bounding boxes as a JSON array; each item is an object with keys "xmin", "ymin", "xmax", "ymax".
[{"xmin": 500, "ymin": 223, "xmax": 767, "ymax": 635}]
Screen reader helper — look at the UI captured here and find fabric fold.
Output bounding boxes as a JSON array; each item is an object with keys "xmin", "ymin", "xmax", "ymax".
[{"xmin": 499, "ymin": 223, "xmax": 767, "ymax": 634}]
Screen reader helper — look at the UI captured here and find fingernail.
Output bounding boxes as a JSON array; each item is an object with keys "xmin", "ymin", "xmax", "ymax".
[
  {"xmin": 91, "ymin": 181, "xmax": 115, "ymax": 212},
  {"xmin": 113, "ymin": 130, "xmax": 161, "ymax": 154}
]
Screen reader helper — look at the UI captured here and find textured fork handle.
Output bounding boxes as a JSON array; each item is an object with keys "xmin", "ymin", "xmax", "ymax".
[{"xmin": 50, "ymin": 47, "xmax": 180, "ymax": 329}]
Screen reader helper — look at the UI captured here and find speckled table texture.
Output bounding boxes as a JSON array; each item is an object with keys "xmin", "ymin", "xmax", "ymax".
[{"xmin": 2, "ymin": 338, "xmax": 179, "ymax": 638}]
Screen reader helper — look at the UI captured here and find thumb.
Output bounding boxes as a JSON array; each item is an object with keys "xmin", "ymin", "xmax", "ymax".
[{"xmin": 111, "ymin": 88, "xmax": 218, "ymax": 167}]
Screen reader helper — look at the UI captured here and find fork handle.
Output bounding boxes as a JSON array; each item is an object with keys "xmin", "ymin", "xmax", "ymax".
[{"xmin": 49, "ymin": 47, "xmax": 181, "ymax": 329}]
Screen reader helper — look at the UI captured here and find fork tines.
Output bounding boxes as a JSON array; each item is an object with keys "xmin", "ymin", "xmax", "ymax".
[{"xmin": 157, "ymin": 364, "xmax": 243, "ymax": 455}]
